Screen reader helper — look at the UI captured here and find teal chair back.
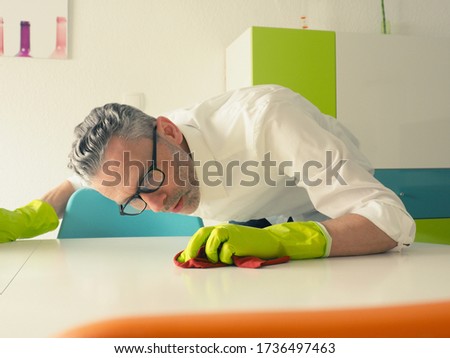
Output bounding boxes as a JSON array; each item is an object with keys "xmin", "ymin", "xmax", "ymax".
[{"xmin": 57, "ymin": 188, "xmax": 203, "ymax": 238}]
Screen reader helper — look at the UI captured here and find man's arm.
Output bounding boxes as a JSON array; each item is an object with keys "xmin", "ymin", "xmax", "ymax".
[
  {"xmin": 176, "ymin": 215, "xmax": 400, "ymax": 266},
  {"xmin": 1, "ymin": 180, "xmax": 77, "ymax": 243},
  {"xmin": 40, "ymin": 180, "xmax": 76, "ymax": 218},
  {"xmin": 322, "ymin": 213, "xmax": 397, "ymax": 256}
]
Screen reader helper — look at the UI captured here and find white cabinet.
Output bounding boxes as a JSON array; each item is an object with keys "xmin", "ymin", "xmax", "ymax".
[{"xmin": 336, "ymin": 33, "xmax": 450, "ymax": 169}]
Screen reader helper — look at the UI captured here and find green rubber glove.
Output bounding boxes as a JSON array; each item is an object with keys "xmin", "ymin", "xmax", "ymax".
[
  {"xmin": 177, "ymin": 221, "xmax": 332, "ymax": 265},
  {"xmin": 0, "ymin": 200, "xmax": 59, "ymax": 243}
]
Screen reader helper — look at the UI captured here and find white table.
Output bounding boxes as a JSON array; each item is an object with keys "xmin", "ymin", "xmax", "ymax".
[{"xmin": 1, "ymin": 237, "xmax": 450, "ymax": 338}]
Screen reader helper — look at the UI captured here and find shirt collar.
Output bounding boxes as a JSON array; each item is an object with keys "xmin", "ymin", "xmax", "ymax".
[{"xmin": 178, "ymin": 124, "xmax": 227, "ymax": 213}]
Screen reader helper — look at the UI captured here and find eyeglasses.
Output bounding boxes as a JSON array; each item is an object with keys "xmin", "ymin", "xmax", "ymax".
[{"xmin": 119, "ymin": 124, "xmax": 165, "ymax": 216}]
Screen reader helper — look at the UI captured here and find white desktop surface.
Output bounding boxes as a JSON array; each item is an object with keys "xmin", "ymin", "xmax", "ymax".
[
  {"xmin": 1, "ymin": 237, "xmax": 450, "ymax": 338},
  {"xmin": 0, "ymin": 240, "xmax": 40, "ymax": 295}
]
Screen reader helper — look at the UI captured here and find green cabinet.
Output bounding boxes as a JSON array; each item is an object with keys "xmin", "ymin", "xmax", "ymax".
[{"xmin": 226, "ymin": 27, "xmax": 336, "ymax": 117}]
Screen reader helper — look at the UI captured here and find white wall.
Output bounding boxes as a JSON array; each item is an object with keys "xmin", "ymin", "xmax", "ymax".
[{"xmin": 1, "ymin": 0, "xmax": 449, "ymax": 213}]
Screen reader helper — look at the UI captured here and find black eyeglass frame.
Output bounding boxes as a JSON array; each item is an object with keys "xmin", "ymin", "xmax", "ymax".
[{"xmin": 119, "ymin": 124, "xmax": 165, "ymax": 216}]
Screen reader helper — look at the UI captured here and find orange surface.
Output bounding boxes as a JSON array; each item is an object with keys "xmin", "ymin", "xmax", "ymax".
[{"xmin": 57, "ymin": 300, "xmax": 450, "ymax": 338}]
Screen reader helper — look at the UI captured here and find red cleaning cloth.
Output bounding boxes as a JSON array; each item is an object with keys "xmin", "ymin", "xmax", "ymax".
[{"xmin": 173, "ymin": 246, "xmax": 290, "ymax": 269}]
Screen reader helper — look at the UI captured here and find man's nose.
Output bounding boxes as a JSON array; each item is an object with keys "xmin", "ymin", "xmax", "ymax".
[{"xmin": 141, "ymin": 191, "xmax": 167, "ymax": 212}]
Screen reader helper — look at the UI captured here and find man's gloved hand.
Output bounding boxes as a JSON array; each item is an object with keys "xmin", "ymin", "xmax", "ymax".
[
  {"xmin": 0, "ymin": 200, "xmax": 59, "ymax": 243},
  {"xmin": 177, "ymin": 221, "xmax": 332, "ymax": 265}
]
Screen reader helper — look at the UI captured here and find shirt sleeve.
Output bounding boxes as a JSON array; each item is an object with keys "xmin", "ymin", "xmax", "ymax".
[{"xmin": 260, "ymin": 89, "xmax": 415, "ymax": 249}]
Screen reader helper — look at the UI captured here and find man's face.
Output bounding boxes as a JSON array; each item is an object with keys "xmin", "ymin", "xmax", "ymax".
[{"xmin": 91, "ymin": 126, "xmax": 200, "ymax": 215}]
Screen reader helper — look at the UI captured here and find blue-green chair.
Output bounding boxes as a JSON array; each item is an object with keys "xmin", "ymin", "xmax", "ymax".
[
  {"xmin": 374, "ymin": 168, "xmax": 450, "ymax": 245},
  {"xmin": 57, "ymin": 188, "xmax": 203, "ymax": 238}
]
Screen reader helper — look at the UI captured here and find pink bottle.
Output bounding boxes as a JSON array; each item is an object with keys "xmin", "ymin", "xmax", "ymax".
[
  {"xmin": 16, "ymin": 21, "xmax": 32, "ymax": 57},
  {"xmin": 0, "ymin": 17, "xmax": 4, "ymax": 56},
  {"xmin": 50, "ymin": 16, "xmax": 67, "ymax": 59}
]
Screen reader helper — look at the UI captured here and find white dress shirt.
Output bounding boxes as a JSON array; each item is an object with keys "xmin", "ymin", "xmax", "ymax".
[{"xmin": 165, "ymin": 85, "xmax": 415, "ymax": 249}]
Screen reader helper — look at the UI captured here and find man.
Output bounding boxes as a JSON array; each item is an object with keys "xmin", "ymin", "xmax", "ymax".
[{"xmin": 1, "ymin": 85, "xmax": 415, "ymax": 265}]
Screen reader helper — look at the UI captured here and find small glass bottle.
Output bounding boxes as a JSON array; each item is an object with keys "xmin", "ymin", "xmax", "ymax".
[
  {"xmin": 300, "ymin": 16, "xmax": 309, "ymax": 30},
  {"xmin": 50, "ymin": 16, "xmax": 67, "ymax": 59},
  {"xmin": 0, "ymin": 17, "xmax": 4, "ymax": 56},
  {"xmin": 16, "ymin": 21, "xmax": 32, "ymax": 57}
]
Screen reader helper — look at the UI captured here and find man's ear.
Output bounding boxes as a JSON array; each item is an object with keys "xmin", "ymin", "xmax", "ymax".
[{"xmin": 156, "ymin": 116, "xmax": 184, "ymax": 145}]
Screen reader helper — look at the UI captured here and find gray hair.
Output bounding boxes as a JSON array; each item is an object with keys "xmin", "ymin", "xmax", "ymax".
[{"xmin": 68, "ymin": 103, "xmax": 156, "ymax": 183}]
